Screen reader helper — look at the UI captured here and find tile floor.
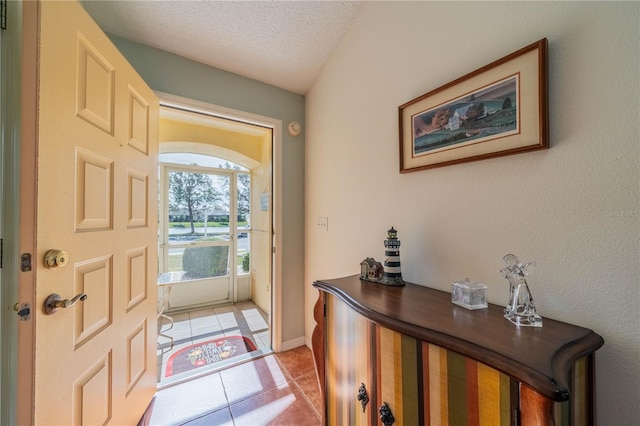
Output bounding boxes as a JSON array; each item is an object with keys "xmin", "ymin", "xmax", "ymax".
[
  {"xmin": 149, "ymin": 301, "xmax": 322, "ymax": 425},
  {"xmin": 157, "ymin": 302, "xmax": 271, "ymax": 385},
  {"xmin": 144, "ymin": 346, "xmax": 322, "ymax": 425}
]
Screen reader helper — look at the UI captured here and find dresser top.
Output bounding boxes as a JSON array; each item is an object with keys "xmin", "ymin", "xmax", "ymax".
[{"xmin": 313, "ymin": 275, "xmax": 604, "ymax": 401}]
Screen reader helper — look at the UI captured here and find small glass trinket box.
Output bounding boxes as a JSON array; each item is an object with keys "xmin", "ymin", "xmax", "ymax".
[{"xmin": 451, "ymin": 278, "xmax": 488, "ymax": 310}]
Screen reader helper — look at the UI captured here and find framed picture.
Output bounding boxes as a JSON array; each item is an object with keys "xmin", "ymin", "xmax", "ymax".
[{"xmin": 399, "ymin": 38, "xmax": 548, "ymax": 173}]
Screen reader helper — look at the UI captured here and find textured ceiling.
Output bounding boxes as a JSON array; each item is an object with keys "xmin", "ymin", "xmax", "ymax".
[{"xmin": 82, "ymin": 1, "xmax": 363, "ymax": 95}]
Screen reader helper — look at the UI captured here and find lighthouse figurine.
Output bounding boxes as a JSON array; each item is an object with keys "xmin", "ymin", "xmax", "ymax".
[
  {"xmin": 359, "ymin": 227, "xmax": 405, "ymax": 286},
  {"xmin": 382, "ymin": 227, "xmax": 404, "ymax": 286}
]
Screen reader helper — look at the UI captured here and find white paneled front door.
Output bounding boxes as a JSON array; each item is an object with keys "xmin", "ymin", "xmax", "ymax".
[{"xmin": 33, "ymin": 1, "xmax": 158, "ymax": 423}]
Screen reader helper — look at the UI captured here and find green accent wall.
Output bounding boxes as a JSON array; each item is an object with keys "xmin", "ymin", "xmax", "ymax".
[{"xmin": 109, "ymin": 35, "xmax": 305, "ymax": 343}]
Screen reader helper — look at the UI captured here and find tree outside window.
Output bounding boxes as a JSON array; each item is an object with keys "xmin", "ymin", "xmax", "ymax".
[{"xmin": 168, "ymin": 170, "xmax": 223, "ymax": 234}]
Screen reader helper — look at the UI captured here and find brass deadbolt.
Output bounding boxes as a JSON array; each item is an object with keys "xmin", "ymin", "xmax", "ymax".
[{"xmin": 44, "ymin": 249, "xmax": 69, "ymax": 268}]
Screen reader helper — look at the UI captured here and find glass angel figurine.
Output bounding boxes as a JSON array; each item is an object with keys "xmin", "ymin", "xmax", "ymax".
[{"xmin": 501, "ymin": 254, "xmax": 543, "ymax": 327}]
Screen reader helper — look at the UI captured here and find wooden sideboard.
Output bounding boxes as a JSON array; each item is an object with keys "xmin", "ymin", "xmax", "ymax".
[{"xmin": 311, "ymin": 275, "xmax": 604, "ymax": 426}]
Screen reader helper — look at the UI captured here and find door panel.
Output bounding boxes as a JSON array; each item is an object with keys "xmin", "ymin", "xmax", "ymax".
[
  {"xmin": 73, "ymin": 255, "xmax": 112, "ymax": 348},
  {"xmin": 35, "ymin": 1, "xmax": 158, "ymax": 424}
]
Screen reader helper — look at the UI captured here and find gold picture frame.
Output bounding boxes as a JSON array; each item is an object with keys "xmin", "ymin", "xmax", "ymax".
[{"xmin": 399, "ymin": 39, "xmax": 548, "ymax": 173}]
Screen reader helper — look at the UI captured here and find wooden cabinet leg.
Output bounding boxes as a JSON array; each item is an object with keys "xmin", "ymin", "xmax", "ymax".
[{"xmin": 311, "ymin": 291, "xmax": 325, "ymax": 420}]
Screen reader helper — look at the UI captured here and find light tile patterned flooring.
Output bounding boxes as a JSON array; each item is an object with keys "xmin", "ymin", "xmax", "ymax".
[
  {"xmin": 148, "ymin": 302, "xmax": 321, "ymax": 425},
  {"xmin": 157, "ymin": 302, "xmax": 271, "ymax": 384}
]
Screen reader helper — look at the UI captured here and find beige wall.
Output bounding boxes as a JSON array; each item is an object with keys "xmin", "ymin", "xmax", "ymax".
[
  {"xmin": 160, "ymin": 117, "xmax": 263, "ymax": 163},
  {"xmin": 250, "ymin": 131, "xmax": 273, "ymax": 315},
  {"xmin": 305, "ymin": 1, "xmax": 639, "ymax": 424}
]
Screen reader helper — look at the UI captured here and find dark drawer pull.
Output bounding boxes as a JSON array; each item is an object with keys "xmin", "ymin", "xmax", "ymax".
[
  {"xmin": 379, "ymin": 402, "xmax": 395, "ymax": 426},
  {"xmin": 356, "ymin": 382, "xmax": 369, "ymax": 412}
]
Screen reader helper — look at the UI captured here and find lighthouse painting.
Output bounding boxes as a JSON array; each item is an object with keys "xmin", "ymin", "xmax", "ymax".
[{"xmin": 360, "ymin": 227, "xmax": 405, "ymax": 286}]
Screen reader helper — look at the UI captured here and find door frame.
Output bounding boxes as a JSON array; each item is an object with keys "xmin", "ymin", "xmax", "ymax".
[
  {"xmin": 157, "ymin": 92, "xmax": 284, "ymax": 352},
  {"xmin": 0, "ymin": 0, "xmax": 23, "ymax": 424},
  {"xmin": 13, "ymin": 1, "xmax": 38, "ymax": 424}
]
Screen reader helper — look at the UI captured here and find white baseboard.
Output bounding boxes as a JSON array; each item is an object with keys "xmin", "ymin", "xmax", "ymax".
[{"xmin": 278, "ymin": 336, "xmax": 307, "ymax": 352}]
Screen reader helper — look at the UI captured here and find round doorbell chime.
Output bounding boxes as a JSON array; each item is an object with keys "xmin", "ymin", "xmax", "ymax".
[{"xmin": 288, "ymin": 121, "xmax": 302, "ymax": 137}]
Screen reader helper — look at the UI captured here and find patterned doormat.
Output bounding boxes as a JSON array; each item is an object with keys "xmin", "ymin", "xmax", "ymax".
[{"xmin": 165, "ymin": 336, "xmax": 257, "ymax": 377}]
